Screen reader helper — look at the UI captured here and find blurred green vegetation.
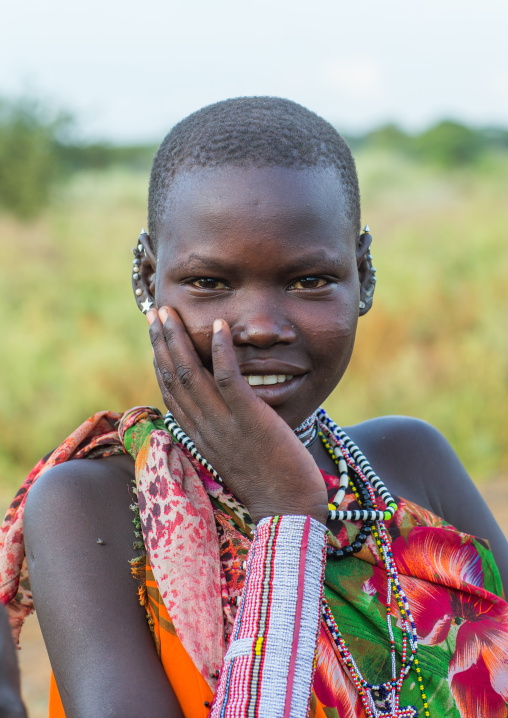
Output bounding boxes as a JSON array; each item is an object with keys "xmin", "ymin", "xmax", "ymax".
[
  {"xmin": 0, "ymin": 94, "xmax": 156, "ymax": 218},
  {"xmin": 1, "ymin": 95, "xmax": 507, "ymax": 510},
  {"xmin": 0, "ymin": 96, "xmax": 70, "ymax": 218},
  {"xmin": 347, "ymin": 121, "xmax": 508, "ymax": 167}
]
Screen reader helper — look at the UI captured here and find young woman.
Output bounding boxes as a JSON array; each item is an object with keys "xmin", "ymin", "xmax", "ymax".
[{"xmin": 1, "ymin": 97, "xmax": 507, "ymax": 718}]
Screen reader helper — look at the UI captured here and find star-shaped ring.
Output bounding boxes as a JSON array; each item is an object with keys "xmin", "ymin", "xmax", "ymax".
[{"xmin": 141, "ymin": 298, "xmax": 154, "ymax": 314}]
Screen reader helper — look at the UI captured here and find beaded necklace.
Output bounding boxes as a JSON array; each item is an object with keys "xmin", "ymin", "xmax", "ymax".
[
  {"xmin": 163, "ymin": 408, "xmax": 429, "ymax": 717},
  {"xmin": 293, "ymin": 409, "xmax": 319, "ymax": 446},
  {"xmin": 316, "ymin": 413, "xmax": 427, "ymax": 718}
]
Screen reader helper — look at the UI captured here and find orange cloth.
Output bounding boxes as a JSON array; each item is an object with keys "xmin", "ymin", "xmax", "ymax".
[{"xmin": 48, "ymin": 561, "xmax": 328, "ymax": 717}]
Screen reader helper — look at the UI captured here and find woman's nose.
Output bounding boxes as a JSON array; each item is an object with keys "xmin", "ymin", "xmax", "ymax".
[{"xmin": 231, "ymin": 303, "xmax": 297, "ymax": 348}]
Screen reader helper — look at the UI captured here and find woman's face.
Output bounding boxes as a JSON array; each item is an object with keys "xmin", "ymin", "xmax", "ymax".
[{"xmin": 153, "ymin": 165, "xmax": 362, "ymax": 428}]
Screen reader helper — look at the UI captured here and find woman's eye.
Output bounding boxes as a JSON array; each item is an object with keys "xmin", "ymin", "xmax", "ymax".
[
  {"xmin": 290, "ymin": 277, "xmax": 328, "ymax": 290},
  {"xmin": 191, "ymin": 278, "xmax": 228, "ymax": 290}
]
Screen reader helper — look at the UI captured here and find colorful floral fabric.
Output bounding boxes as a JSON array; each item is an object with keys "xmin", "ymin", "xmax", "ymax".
[
  {"xmin": 1, "ymin": 406, "xmax": 507, "ymax": 718},
  {"xmin": 317, "ymin": 494, "xmax": 507, "ymax": 717},
  {"xmin": 119, "ymin": 407, "xmax": 226, "ymax": 687}
]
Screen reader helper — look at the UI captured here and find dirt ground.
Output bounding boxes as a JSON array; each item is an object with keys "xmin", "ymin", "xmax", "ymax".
[{"xmin": 15, "ymin": 477, "xmax": 508, "ymax": 717}]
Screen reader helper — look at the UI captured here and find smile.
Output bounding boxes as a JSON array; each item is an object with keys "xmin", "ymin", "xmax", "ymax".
[
  {"xmin": 243, "ymin": 375, "xmax": 294, "ymax": 386},
  {"xmin": 239, "ymin": 373, "xmax": 306, "ymax": 408}
]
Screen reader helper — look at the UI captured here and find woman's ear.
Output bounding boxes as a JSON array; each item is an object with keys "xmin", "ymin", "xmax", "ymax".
[
  {"xmin": 357, "ymin": 225, "xmax": 376, "ymax": 317},
  {"xmin": 132, "ymin": 229, "xmax": 157, "ymax": 314}
]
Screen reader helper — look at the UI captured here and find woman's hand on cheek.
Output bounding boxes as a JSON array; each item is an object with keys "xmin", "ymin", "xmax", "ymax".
[{"xmin": 146, "ymin": 307, "xmax": 328, "ymax": 526}]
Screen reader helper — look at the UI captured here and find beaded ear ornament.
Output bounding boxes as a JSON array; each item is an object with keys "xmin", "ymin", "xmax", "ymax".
[
  {"xmin": 359, "ymin": 224, "xmax": 377, "ymax": 316},
  {"xmin": 132, "ymin": 229, "xmax": 154, "ymax": 314},
  {"xmin": 163, "ymin": 407, "xmax": 428, "ymax": 718}
]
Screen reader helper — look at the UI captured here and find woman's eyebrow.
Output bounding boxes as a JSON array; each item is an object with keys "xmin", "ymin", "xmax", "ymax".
[
  {"xmin": 171, "ymin": 249, "xmax": 348, "ymax": 274},
  {"xmin": 171, "ymin": 253, "xmax": 233, "ymax": 273},
  {"xmin": 280, "ymin": 249, "xmax": 348, "ymax": 274}
]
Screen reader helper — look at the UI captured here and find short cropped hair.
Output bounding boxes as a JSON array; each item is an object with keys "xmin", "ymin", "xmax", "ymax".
[{"xmin": 148, "ymin": 97, "xmax": 360, "ymax": 249}]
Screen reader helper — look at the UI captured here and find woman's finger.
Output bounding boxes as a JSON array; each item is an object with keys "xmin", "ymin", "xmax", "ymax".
[
  {"xmin": 148, "ymin": 311, "xmax": 179, "ymax": 393},
  {"xmin": 147, "ymin": 310, "xmax": 201, "ymax": 436},
  {"xmin": 159, "ymin": 306, "xmax": 205, "ymax": 371},
  {"xmin": 159, "ymin": 307, "xmax": 227, "ymax": 413},
  {"xmin": 211, "ymin": 319, "xmax": 258, "ymax": 412},
  {"xmin": 153, "ymin": 360, "xmax": 197, "ymax": 437},
  {"xmin": 147, "ymin": 310, "xmax": 199, "ymax": 420}
]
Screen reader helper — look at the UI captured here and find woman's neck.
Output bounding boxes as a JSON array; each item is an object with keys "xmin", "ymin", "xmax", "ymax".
[{"xmin": 306, "ymin": 434, "xmax": 339, "ymax": 476}]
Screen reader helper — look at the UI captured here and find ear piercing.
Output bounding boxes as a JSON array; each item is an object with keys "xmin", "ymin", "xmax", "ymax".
[
  {"xmin": 133, "ymin": 254, "xmax": 141, "ymax": 281},
  {"xmin": 359, "ymin": 225, "xmax": 376, "ymax": 315},
  {"xmin": 132, "ymin": 245, "xmax": 143, "ymax": 288},
  {"xmin": 132, "ymin": 230, "xmax": 152, "ymax": 311}
]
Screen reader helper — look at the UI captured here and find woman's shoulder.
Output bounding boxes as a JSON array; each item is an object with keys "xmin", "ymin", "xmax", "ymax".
[
  {"xmin": 343, "ymin": 415, "xmax": 472, "ymax": 517},
  {"xmin": 26, "ymin": 451, "xmax": 135, "ymax": 498},
  {"xmin": 344, "ymin": 414, "xmax": 447, "ymax": 452},
  {"xmin": 345, "ymin": 415, "xmax": 508, "ymax": 590},
  {"xmin": 24, "ymin": 453, "xmax": 136, "ymax": 545},
  {"xmin": 345, "ymin": 413, "xmax": 453, "ymax": 468}
]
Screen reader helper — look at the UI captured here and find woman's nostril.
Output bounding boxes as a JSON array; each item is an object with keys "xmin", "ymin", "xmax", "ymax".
[{"xmin": 232, "ymin": 319, "xmax": 296, "ymax": 347}]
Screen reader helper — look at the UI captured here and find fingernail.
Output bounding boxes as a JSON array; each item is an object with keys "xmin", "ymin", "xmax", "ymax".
[
  {"xmin": 146, "ymin": 309, "xmax": 157, "ymax": 324},
  {"xmin": 140, "ymin": 227, "xmax": 147, "ymax": 235},
  {"xmin": 159, "ymin": 306, "xmax": 169, "ymax": 323},
  {"xmin": 213, "ymin": 319, "xmax": 223, "ymax": 334}
]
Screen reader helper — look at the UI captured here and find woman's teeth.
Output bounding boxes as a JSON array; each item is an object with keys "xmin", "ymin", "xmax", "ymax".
[{"xmin": 244, "ymin": 375, "xmax": 293, "ymax": 386}]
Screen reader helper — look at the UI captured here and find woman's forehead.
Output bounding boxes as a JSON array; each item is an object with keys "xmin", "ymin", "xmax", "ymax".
[{"xmin": 158, "ymin": 165, "xmax": 356, "ymax": 252}]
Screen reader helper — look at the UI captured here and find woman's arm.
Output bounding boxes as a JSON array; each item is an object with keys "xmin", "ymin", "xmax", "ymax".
[
  {"xmin": 24, "ymin": 454, "xmax": 184, "ymax": 718},
  {"xmin": 0, "ymin": 602, "xmax": 26, "ymax": 718},
  {"xmin": 420, "ymin": 421, "xmax": 508, "ymax": 592}
]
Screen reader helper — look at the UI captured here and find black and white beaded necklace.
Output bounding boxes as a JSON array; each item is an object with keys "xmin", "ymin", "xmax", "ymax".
[{"xmin": 163, "ymin": 407, "xmax": 397, "ymax": 524}]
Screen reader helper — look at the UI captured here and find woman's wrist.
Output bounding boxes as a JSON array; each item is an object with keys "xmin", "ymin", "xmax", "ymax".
[{"xmin": 248, "ymin": 498, "xmax": 329, "ymax": 527}]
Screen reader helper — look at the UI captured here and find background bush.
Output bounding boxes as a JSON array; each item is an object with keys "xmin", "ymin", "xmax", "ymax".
[{"xmin": 0, "ymin": 96, "xmax": 71, "ymax": 217}]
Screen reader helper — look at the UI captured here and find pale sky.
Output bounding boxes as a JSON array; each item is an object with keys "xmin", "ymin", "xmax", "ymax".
[{"xmin": 2, "ymin": 0, "xmax": 507, "ymax": 143}]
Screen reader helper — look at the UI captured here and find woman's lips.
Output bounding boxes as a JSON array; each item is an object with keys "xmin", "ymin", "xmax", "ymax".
[{"xmin": 241, "ymin": 374, "xmax": 306, "ymax": 405}]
